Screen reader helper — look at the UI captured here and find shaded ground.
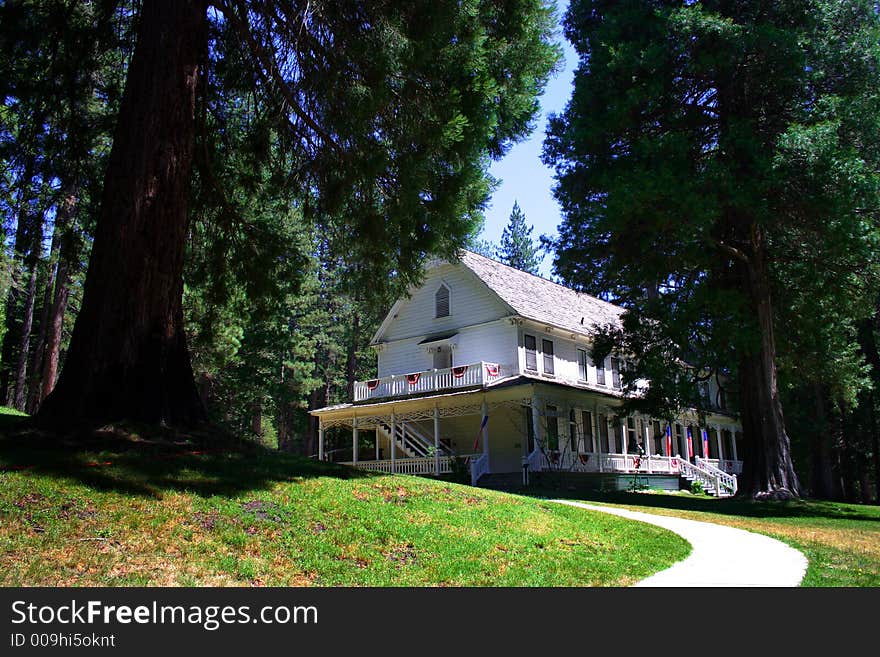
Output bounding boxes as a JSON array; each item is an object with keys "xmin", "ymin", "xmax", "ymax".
[{"xmin": 0, "ymin": 417, "xmax": 689, "ymax": 586}]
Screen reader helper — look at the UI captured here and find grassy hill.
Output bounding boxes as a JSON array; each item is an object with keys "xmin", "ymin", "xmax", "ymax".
[{"xmin": 0, "ymin": 415, "xmax": 688, "ymax": 587}]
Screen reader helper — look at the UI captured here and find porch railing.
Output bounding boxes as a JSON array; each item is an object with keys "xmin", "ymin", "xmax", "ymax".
[
  {"xmin": 469, "ymin": 453, "xmax": 490, "ymax": 486},
  {"xmin": 353, "ymin": 361, "xmax": 504, "ymax": 402}
]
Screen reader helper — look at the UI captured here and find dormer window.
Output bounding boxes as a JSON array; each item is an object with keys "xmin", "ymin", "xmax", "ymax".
[{"xmin": 435, "ymin": 284, "xmax": 450, "ymax": 318}]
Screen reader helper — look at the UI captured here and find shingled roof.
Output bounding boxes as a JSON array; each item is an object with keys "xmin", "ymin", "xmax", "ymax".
[{"xmin": 459, "ymin": 250, "xmax": 625, "ymax": 336}]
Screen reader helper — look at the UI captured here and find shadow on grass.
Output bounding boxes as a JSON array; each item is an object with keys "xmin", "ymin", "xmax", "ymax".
[
  {"xmin": 497, "ymin": 479, "xmax": 880, "ymax": 523},
  {"xmin": 0, "ymin": 415, "xmax": 371, "ymax": 499}
]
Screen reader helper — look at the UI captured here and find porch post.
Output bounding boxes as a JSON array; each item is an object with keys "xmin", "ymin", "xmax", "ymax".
[
  {"xmin": 716, "ymin": 426, "xmax": 724, "ymax": 461},
  {"xmin": 433, "ymin": 405, "xmax": 441, "ymax": 476},
  {"xmin": 621, "ymin": 417, "xmax": 627, "ymax": 456},
  {"xmin": 352, "ymin": 418, "xmax": 359, "ymax": 465},
  {"xmin": 595, "ymin": 404, "xmax": 603, "ymax": 473},
  {"xmin": 318, "ymin": 419, "xmax": 325, "ymax": 461},
  {"xmin": 481, "ymin": 399, "xmax": 490, "ymax": 459},
  {"xmin": 730, "ymin": 427, "xmax": 738, "ymax": 461},
  {"xmin": 531, "ymin": 396, "xmax": 542, "ymax": 460},
  {"xmin": 390, "ymin": 412, "xmax": 397, "ymax": 473},
  {"xmin": 375, "ymin": 428, "xmax": 380, "ymax": 461}
]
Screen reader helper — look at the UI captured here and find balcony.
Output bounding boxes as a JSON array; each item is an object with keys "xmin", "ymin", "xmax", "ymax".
[{"xmin": 353, "ymin": 361, "xmax": 504, "ymax": 402}]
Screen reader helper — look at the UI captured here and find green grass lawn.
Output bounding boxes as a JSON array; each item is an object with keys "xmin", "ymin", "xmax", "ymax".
[
  {"xmin": 0, "ymin": 418, "xmax": 688, "ymax": 586},
  {"xmin": 520, "ymin": 484, "xmax": 880, "ymax": 587}
]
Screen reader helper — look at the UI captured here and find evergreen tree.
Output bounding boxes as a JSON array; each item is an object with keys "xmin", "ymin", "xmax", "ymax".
[
  {"xmin": 544, "ymin": 1, "xmax": 880, "ymax": 499},
  {"xmin": 32, "ymin": 0, "xmax": 561, "ymax": 427},
  {"xmin": 497, "ymin": 201, "xmax": 543, "ymax": 274}
]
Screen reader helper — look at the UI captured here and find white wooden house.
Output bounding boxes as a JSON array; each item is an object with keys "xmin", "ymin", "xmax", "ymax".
[{"xmin": 311, "ymin": 251, "xmax": 742, "ymax": 496}]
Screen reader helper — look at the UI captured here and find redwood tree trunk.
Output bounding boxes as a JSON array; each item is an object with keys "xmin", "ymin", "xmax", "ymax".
[
  {"xmin": 37, "ymin": 0, "xmax": 207, "ymax": 426},
  {"xmin": 737, "ymin": 229, "xmax": 802, "ymax": 499},
  {"xmin": 12, "ymin": 214, "xmax": 44, "ymax": 410}
]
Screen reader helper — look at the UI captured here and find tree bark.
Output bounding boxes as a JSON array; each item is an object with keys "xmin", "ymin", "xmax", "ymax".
[
  {"xmin": 37, "ymin": 0, "xmax": 207, "ymax": 427},
  {"xmin": 39, "ymin": 196, "xmax": 77, "ymax": 404},
  {"xmin": 11, "ymin": 213, "xmax": 44, "ymax": 410},
  {"xmin": 736, "ymin": 228, "xmax": 802, "ymax": 499}
]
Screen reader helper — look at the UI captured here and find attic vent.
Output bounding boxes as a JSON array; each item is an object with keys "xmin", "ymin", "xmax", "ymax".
[{"xmin": 435, "ymin": 284, "xmax": 450, "ymax": 318}]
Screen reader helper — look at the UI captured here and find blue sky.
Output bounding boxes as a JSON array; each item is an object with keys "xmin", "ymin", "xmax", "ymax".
[{"xmin": 479, "ymin": 2, "xmax": 576, "ymax": 278}]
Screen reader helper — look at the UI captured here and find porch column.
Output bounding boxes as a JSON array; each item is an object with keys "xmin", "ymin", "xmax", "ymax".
[
  {"xmin": 531, "ymin": 396, "xmax": 542, "ymax": 461},
  {"xmin": 716, "ymin": 426, "xmax": 725, "ymax": 461},
  {"xmin": 730, "ymin": 427, "xmax": 738, "ymax": 461},
  {"xmin": 352, "ymin": 418, "xmax": 359, "ymax": 465},
  {"xmin": 595, "ymin": 406, "xmax": 604, "ymax": 473},
  {"xmin": 621, "ymin": 417, "xmax": 627, "ymax": 456},
  {"xmin": 375, "ymin": 428, "xmax": 380, "ymax": 460},
  {"xmin": 433, "ymin": 405, "xmax": 441, "ymax": 476},
  {"xmin": 390, "ymin": 412, "xmax": 397, "ymax": 473},
  {"xmin": 318, "ymin": 420, "xmax": 325, "ymax": 461},
  {"xmin": 481, "ymin": 400, "xmax": 490, "ymax": 459}
]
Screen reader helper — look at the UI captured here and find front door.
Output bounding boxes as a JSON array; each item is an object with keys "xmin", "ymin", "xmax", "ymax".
[{"xmin": 433, "ymin": 346, "xmax": 452, "ymax": 370}]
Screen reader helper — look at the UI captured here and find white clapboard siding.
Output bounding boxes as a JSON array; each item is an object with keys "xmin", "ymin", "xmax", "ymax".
[
  {"xmin": 380, "ymin": 263, "xmax": 510, "ymax": 343},
  {"xmin": 378, "ymin": 320, "xmax": 518, "ymax": 379}
]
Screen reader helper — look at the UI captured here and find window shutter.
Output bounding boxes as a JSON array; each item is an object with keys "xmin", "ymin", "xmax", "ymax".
[{"xmin": 435, "ymin": 285, "xmax": 450, "ymax": 318}]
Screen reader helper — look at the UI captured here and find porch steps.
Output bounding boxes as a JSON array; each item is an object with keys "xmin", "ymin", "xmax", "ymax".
[
  {"xmin": 676, "ymin": 457, "xmax": 737, "ymax": 497},
  {"xmin": 377, "ymin": 421, "xmax": 453, "ymax": 460}
]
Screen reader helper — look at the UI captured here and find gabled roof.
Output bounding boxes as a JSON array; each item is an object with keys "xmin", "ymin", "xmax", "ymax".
[
  {"xmin": 370, "ymin": 249, "xmax": 626, "ymax": 345},
  {"xmin": 458, "ymin": 250, "xmax": 625, "ymax": 337}
]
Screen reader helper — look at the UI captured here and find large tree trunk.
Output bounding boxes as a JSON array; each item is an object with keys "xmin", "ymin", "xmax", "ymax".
[
  {"xmin": 11, "ymin": 213, "xmax": 44, "ymax": 410},
  {"xmin": 39, "ymin": 192, "xmax": 78, "ymax": 404},
  {"xmin": 737, "ymin": 229, "xmax": 802, "ymax": 499},
  {"xmin": 37, "ymin": 0, "xmax": 207, "ymax": 427}
]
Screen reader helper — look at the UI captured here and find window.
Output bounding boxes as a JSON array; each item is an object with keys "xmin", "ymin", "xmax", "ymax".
[
  {"xmin": 435, "ymin": 284, "xmax": 450, "ymax": 318},
  {"xmin": 569, "ymin": 409, "xmax": 578, "ymax": 451},
  {"xmin": 582, "ymin": 410, "xmax": 594, "ymax": 452},
  {"xmin": 597, "ymin": 414, "xmax": 609, "ymax": 452},
  {"xmin": 611, "ymin": 357, "xmax": 621, "ymax": 389},
  {"xmin": 577, "ymin": 349, "xmax": 588, "ymax": 381},
  {"xmin": 595, "ymin": 357, "xmax": 606, "ymax": 385},
  {"xmin": 652, "ymin": 420, "xmax": 662, "ymax": 454},
  {"xmin": 524, "ymin": 334, "xmax": 537, "ymax": 371},
  {"xmin": 546, "ymin": 404, "xmax": 559, "ymax": 451},
  {"xmin": 542, "ymin": 339, "xmax": 555, "ymax": 375}
]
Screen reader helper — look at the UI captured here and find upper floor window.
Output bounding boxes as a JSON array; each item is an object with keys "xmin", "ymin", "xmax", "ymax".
[
  {"xmin": 595, "ymin": 356, "xmax": 606, "ymax": 386},
  {"xmin": 542, "ymin": 339, "xmax": 555, "ymax": 375},
  {"xmin": 524, "ymin": 334, "xmax": 537, "ymax": 371},
  {"xmin": 611, "ymin": 357, "xmax": 621, "ymax": 389},
  {"xmin": 577, "ymin": 349, "xmax": 588, "ymax": 381},
  {"xmin": 435, "ymin": 284, "xmax": 450, "ymax": 318}
]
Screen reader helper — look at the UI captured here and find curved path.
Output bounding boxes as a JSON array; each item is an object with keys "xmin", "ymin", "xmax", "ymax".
[{"xmin": 552, "ymin": 500, "xmax": 808, "ymax": 587}]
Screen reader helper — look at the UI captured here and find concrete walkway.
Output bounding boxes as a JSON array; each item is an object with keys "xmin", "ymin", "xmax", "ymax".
[{"xmin": 552, "ymin": 499, "xmax": 808, "ymax": 587}]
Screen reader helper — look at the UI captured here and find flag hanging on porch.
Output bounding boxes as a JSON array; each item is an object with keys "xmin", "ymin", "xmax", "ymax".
[
  {"xmin": 405, "ymin": 372, "xmax": 421, "ymax": 386},
  {"xmin": 452, "ymin": 365, "xmax": 468, "ymax": 378},
  {"xmin": 665, "ymin": 425, "xmax": 672, "ymax": 456},
  {"xmin": 472, "ymin": 414, "xmax": 488, "ymax": 451},
  {"xmin": 687, "ymin": 427, "xmax": 694, "ymax": 458},
  {"xmin": 366, "ymin": 379, "xmax": 379, "ymax": 391},
  {"xmin": 484, "ymin": 363, "xmax": 499, "ymax": 377},
  {"xmin": 702, "ymin": 429, "xmax": 709, "ymax": 460}
]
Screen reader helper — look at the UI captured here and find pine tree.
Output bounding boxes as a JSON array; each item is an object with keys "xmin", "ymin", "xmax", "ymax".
[
  {"xmin": 544, "ymin": 0, "xmax": 880, "ymax": 499},
  {"xmin": 497, "ymin": 201, "xmax": 543, "ymax": 274}
]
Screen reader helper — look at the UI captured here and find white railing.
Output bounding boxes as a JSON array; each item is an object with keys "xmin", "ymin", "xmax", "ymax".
[
  {"xmin": 677, "ymin": 456, "xmax": 736, "ymax": 497},
  {"xmin": 469, "ymin": 453, "xmax": 490, "ymax": 486},
  {"xmin": 719, "ymin": 459, "xmax": 743, "ymax": 474},
  {"xmin": 342, "ymin": 456, "xmax": 454, "ymax": 475},
  {"xmin": 528, "ymin": 452, "xmax": 680, "ymax": 475},
  {"xmin": 354, "ymin": 361, "xmax": 504, "ymax": 401},
  {"xmin": 378, "ymin": 420, "xmax": 452, "ymax": 458},
  {"xmin": 695, "ymin": 457, "xmax": 738, "ymax": 496}
]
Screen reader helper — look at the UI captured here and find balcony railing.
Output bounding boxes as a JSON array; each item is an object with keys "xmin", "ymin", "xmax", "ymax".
[{"xmin": 353, "ymin": 361, "xmax": 503, "ymax": 402}]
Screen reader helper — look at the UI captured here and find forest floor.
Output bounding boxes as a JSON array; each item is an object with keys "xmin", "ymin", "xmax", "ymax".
[
  {"xmin": 0, "ymin": 411, "xmax": 688, "ymax": 586},
  {"xmin": 517, "ymin": 481, "xmax": 880, "ymax": 586}
]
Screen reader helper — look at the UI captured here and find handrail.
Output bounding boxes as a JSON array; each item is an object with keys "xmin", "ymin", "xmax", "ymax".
[
  {"xmin": 695, "ymin": 456, "xmax": 738, "ymax": 496},
  {"xmin": 469, "ymin": 453, "xmax": 489, "ymax": 486},
  {"xmin": 354, "ymin": 361, "xmax": 504, "ymax": 401},
  {"xmin": 675, "ymin": 456, "xmax": 736, "ymax": 497}
]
